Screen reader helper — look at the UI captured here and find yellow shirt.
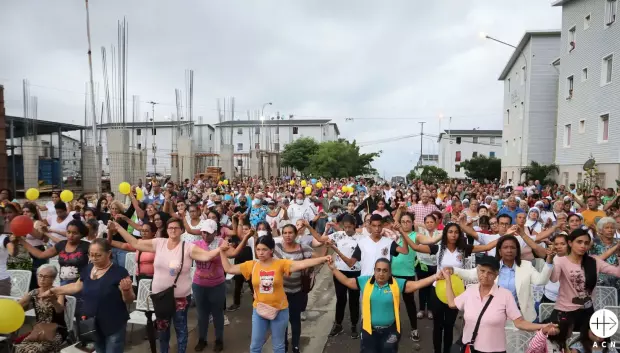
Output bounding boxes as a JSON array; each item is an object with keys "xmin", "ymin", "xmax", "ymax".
[
  {"xmin": 581, "ymin": 209, "xmax": 606, "ymax": 228},
  {"xmin": 240, "ymin": 259, "xmax": 292, "ymax": 310}
]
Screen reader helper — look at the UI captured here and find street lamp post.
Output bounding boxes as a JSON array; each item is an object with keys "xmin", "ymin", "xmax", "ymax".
[{"xmin": 481, "ymin": 32, "xmax": 528, "ymax": 183}]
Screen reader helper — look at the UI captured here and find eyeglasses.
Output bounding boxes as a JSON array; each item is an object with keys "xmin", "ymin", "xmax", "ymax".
[
  {"xmin": 168, "ymin": 227, "xmax": 181, "ymax": 231},
  {"xmin": 38, "ymin": 274, "xmax": 55, "ymax": 280}
]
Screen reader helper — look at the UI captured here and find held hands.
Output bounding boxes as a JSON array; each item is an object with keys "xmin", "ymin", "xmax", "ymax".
[
  {"xmin": 327, "ymin": 256, "xmax": 336, "ymax": 271},
  {"xmin": 119, "ymin": 277, "xmax": 133, "ymax": 292},
  {"xmin": 441, "ymin": 268, "xmax": 452, "ymax": 281},
  {"xmin": 219, "ymin": 240, "xmax": 231, "ymax": 251}
]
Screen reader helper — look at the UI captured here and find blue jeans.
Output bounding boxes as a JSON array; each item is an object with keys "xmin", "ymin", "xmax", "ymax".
[
  {"xmin": 360, "ymin": 323, "xmax": 400, "ymax": 353},
  {"xmin": 250, "ymin": 308, "xmax": 289, "ymax": 353},
  {"xmin": 192, "ymin": 282, "xmax": 226, "ymax": 342},
  {"xmin": 159, "ymin": 300, "xmax": 189, "ymax": 353},
  {"xmin": 112, "ymin": 248, "xmax": 129, "ymax": 267},
  {"xmin": 94, "ymin": 323, "xmax": 126, "ymax": 353}
]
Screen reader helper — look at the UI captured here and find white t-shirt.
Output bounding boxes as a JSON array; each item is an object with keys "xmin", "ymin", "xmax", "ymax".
[
  {"xmin": 353, "ymin": 236, "xmax": 398, "ymax": 276},
  {"xmin": 182, "ymin": 219, "xmax": 204, "ymax": 243},
  {"xmin": 0, "ymin": 235, "xmax": 10, "ymax": 280},
  {"xmin": 429, "ymin": 244, "xmax": 467, "ymax": 286},
  {"xmin": 476, "ymin": 232, "xmax": 528, "ymax": 257},
  {"xmin": 329, "ymin": 231, "xmax": 362, "ymax": 272},
  {"xmin": 46, "ymin": 212, "xmax": 77, "ymax": 242},
  {"xmin": 45, "ymin": 201, "xmax": 56, "ymax": 217}
]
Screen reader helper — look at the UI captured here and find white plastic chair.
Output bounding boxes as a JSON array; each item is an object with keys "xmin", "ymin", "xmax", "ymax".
[
  {"xmin": 531, "ymin": 285, "xmax": 544, "ymax": 302},
  {"xmin": 125, "ymin": 254, "xmax": 138, "ymax": 286},
  {"xmin": 539, "ymin": 303, "xmax": 554, "ymax": 322},
  {"xmin": 463, "ymin": 255, "xmax": 476, "ymax": 269},
  {"xmin": 49, "ymin": 259, "xmax": 61, "ymax": 287},
  {"xmin": 128, "ymin": 279, "xmax": 155, "ymax": 326},
  {"xmin": 64, "ymin": 295, "xmax": 77, "ymax": 334},
  {"xmin": 8, "ymin": 270, "xmax": 32, "ymax": 298},
  {"xmin": 505, "ymin": 327, "xmax": 534, "ymax": 353},
  {"xmin": 593, "ymin": 286, "xmax": 618, "ymax": 309}
]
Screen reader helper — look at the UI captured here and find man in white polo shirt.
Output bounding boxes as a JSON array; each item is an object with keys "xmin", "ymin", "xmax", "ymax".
[{"xmin": 335, "ymin": 214, "xmax": 409, "ymax": 276}]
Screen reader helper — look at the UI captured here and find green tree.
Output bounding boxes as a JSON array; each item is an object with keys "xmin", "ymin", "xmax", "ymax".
[
  {"xmin": 407, "ymin": 166, "xmax": 448, "ymax": 184},
  {"xmin": 521, "ymin": 161, "xmax": 559, "ymax": 185},
  {"xmin": 460, "ymin": 156, "xmax": 502, "ymax": 182},
  {"xmin": 281, "ymin": 137, "xmax": 319, "ymax": 174},
  {"xmin": 306, "ymin": 140, "xmax": 381, "ymax": 178}
]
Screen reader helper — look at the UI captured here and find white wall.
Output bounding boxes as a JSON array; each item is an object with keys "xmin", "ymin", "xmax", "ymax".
[{"xmin": 439, "ymin": 135, "xmax": 502, "ymax": 178}]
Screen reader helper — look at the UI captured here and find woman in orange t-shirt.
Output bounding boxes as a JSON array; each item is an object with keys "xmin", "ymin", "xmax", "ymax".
[{"xmin": 220, "ymin": 235, "xmax": 329, "ymax": 353}]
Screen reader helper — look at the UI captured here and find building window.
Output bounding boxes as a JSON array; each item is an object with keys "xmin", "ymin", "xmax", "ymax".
[
  {"xmin": 506, "ymin": 109, "xmax": 510, "ymax": 125},
  {"xmin": 521, "ymin": 66, "xmax": 526, "ymax": 84},
  {"xmin": 255, "ymin": 143, "xmax": 260, "ymax": 149},
  {"xmin": 568, "ymin": 26, "xmax": 576, "ymax": 52},
  {"xmin": 603, "ymin": 54, "xmax": 613, "ymax": 84},
  {"xmin": 472, "ymin": 152, "xmax": 478, "ymax": 158},
  {"xmin": 209, "ymin": 134, "xmax": 212, "ymax": 141},
  {"xmin": 585, "ymin": 14, "xmax": 591, "ymax": 29},
  {"xmin": 237, "ymin": 159, "xmax": 243, "ymax": 167},
  {"xmin": 600, "ymin": 114, "xmax": 610, "ymax": 142},
  {"xmin": 255, "ymin": 127, "xmax": 260, "ymax": 134},
  {"xmin": 455, "ymin": 151, "xmax": 461, "ymax": 162},
  {"xmin": 293, "ymin": 127, "xmax": 299, "ymax": 135},
  {"xmin": 504, "ymin": 141, "xmax": 508, "ymax": 156},
  {"xmin": 582, "ymin": 68, "xmax": 588, "ymax": 81},
  {"xmin": 274, "ymin": 142, "xmax": 280, "ymax": 151},
  {"xmin": 606, "ymin": 0, "xmax": 617, "ymax": 25},
  {"xmin": 577, "ymin": 172, "xmax": 583, "ymax": 183},
  {"xmin": 455, "ymin": 165, "xmax": 461, "ymax": 172},
  {"xmin": 597, "ymin": 173, "xmax": 607, "ymax": 187},
  {"xmin": 490, "ymin": 151, "xmax": 496, "ymax": 158},
  {"xmin": 137, "ymin": 143, "xmax": 142, "ymax": 150},
  {"xmin": 456, "ymin": 137, "xmax": 462, "ymax": 144},
  {"xmin": 152, "ymin": 128, "xmax": 157, "ymax": 135},
  {"xmin": 473, "ymin": 136, "xmax": 478, "ymax": 144},
  {"xmin": 237, "ymin": 128, "xmax": 243, "ymax": 135},
  {"xmin": 564, "ymin": 124, "xmax": 572, "ymax": 147},
  {"xmin": 137, "ymin": 128, "xmax": 142, "ymax": 136},
  {"xmin": 106, "ymin": 158, "xmax": 109, "ymax": 165},
  {"xmin": 237, "ymin": 143, "xmax": 243, "ymax": 151},
  {"xmin": 579, "ymin": 119, "xmax": 586, "ymax": 133},
  {"xmin": 567, "ymin": 76, "xmax": 574, "ymax": 99},
  {"xmin": 490, "ymin": 137, "xmax": 496, "ymax": 145},
  {"xmin": 507, "ymin": 78, "xmax": 511, "ymax": 92}
]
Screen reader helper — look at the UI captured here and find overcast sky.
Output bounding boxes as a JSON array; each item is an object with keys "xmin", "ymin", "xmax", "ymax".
[{"xmin": 1, "ymin": 1, "xmax": 561, "ymax": 178}]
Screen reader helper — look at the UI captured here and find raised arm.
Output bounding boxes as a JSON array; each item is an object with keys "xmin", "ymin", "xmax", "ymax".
[
  {"xmin": 109, "ymin": 221, "xmax": 155, "ymax": 253},
  {"xmin": 48, "ymin": 280, "xmax": 84, "ymax": 296},
  {"xmin": 20, "ymin": 238, "xmax": 58, "ymax": 259},
  {"xmin": 190, "ymin": 244, "xmax": 221, "ymax": 262},
  {"xmin": 472, "ymin": 239, "xmax": 499, "ymax": 253},
  {"xmin": 327, "ymin": 258, "xmax": 357, "ymax": 290},
  {"xmin": 289, "ymin": 255, "xmax": 330, "ymax": 273},
  {"xmin": 404, "ymin": 272, "xmax": 439, "ymax": 293},
  {"xmin": 219, "ymin": 242, "xmax": 243, "ymax": 275},
  {"xmin": 443, "ymin": 269, "xmax": 457, "ymax": 309},
  {"xmin": 328, "ymin": 243, "xmax": 359, "ymax": 269},
  {"xmin": 107, "ymin": 231, "xmax": 134, "ymax": 251}
]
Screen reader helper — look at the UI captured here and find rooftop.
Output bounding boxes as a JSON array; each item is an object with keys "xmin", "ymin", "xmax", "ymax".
[
  {"xmin": 551, "ymin": 0, "xmax": 576, "ymax": 6},
  {"xmin": 5, "ymin": 115, "xmax": 85, "ymax": 139},
  {"xmin": 437, "ymin": 129, "xmax": 502, "ymax": 142},
  {"xmin": 98, "ymin": 121, "xmax": 214, "ymax": 129},
  {"xmin": 498, "ymin": 30, "xmax": 562, "ymax": 80},
  {"xmin": 215, "ymin": 119, "xmax": 340, "ymax": 135}
]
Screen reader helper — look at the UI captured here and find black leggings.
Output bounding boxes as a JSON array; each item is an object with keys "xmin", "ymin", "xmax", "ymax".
[
  {"xmin": 431, "ymin": 289, "xmax": 458, "ymax": 353},
  {"xmin": 333, "ymin": 271, "xmax": 360, "ymax": 326},
  {"xmin": 285, "ymin": 291, "xmax": 308, "ymax": 351},
  {"xmin": 233, "ymin": 274, "xmax": 253, "ymax": 305},
  {"xmin": 415, "ymin": 263, "xmax": 436, "ymax": 312},
  {"xmin": 394, "ymin": 275, "xmax": 417, "ymax": 330}
]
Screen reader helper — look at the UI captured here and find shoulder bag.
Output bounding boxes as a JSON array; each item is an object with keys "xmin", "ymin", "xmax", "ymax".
[
  {"xmin": 450, "ymin": 292, "xmax": 495, "ymax": 353},
  {"xmin": 24, "ymin": 293, "xmax": 59, "ymax": 342},
  {"xmin": 150, "ymin": 241, "xmax": 185, "ymax": 320},
  {"xmin": 299, "ymin": 245, "xmax": 315, "ymax": 294},
  {"xmin": 252, "ymin": 261, "xmax": 284, "ymax": 320}
]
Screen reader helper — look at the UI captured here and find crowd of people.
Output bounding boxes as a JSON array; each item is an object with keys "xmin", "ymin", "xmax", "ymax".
[{"xmin": 1, "ymin": 175, "xmax": 620, "ymax": 353}]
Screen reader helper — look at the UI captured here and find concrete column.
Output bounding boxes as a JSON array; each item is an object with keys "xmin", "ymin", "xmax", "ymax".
[
  {"xmin": 0, "ymin": 86, "xmax": 8, "ymax": 191},
  {"xmin": 177, "ymin": 137, "xmax": 195, "ymax": 182},
  {"xmin": 249, "ymin": 150, "xmax": 260, "ymax": 178},
  {"xmin": 269, "ymin": 153, "xmax": 278, "ymax": 178},
  {"xmin": 81, "ymin": 145, "xmax": 99, "ymax": 193},
  {"xmin": 58, "ymin": 127, "xmax": 63, "ymax": 189},
  {"xmin": 22, "ymin": 138, "xmax": 40, "ymax": 190},
  {"xmin": 106, "ymin": 130, "xmax": 130, "ymax": 200},
  {"xmin": 220, "ymin": 144, "xmax": 234, "ymax": 180}
]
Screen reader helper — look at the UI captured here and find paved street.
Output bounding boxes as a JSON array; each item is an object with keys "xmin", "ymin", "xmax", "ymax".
[{"xmin": 117, "ymin": 266, "xmax": 454, "ymax": 353}]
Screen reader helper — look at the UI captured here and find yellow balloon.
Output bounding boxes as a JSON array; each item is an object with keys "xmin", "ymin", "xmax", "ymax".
[
  {"xmin": 301, "ymin": 180, "xmax": 307, "ymax": 187},
  {"xmin": 434, "ymin": 275, "xmax": 466, "ymax": 304},
  {"xmin": 118, "ymin": 182, "xmax": 131, "ymax": 195},
  {"xmin": 25, "ymin": 188, "xmax": 39, "ymax": 201},
  {"xmin": 60, "ymin": 190, "xmax": 74, "ymax": 203},
  {"xmin": 0, "ymin": 299, "xmax": 26, "ymax": 334},
  {"xmin": 223, "ymin": 179, "xmax": 229, "ymax": 185},
  {"xmin": 341, "ymin": 186, "xmax": 348, "ymax": 192},
  {"xmin": 304, "ymin": 186, "xmax": 312, "ymax": 195},
  {"xmin": 289, "ymin": 180, "xmax": 296, "ymax": 186},
  {"xmin": 316, "ymin": 182, "xmax": 323, "ymax": 188},
  {"xmin": 136, "ymin": 188, "xmax": 144, "ymax": 200}
]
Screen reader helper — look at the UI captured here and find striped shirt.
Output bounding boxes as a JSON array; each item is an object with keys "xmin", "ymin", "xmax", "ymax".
[{"xmin": 273, "ymin": 243, "xmax": 314, "ymax": 293}]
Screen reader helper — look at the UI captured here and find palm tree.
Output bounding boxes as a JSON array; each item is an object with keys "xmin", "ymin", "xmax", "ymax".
[{"xmin": 521, "ymin": 161, "xmax": 559, "ymax": 185}]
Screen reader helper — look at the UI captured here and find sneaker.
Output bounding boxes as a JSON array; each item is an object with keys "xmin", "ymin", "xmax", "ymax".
[
  {"xmin": 292, "ymin": 347, "xmax": 301, "ymax": 353},
  {"xmin": 194, "ymin": 340, "xmax": 207, "ymax": 352},
  {"xmin": 328, "ymin": 323, "xmax": 344, "ymax": 337},
  {"xmin": 416, "ymin": 311, "xmax": 425, "ymax": 319},
  {"xmin": 410, "ymin": 329, "xmax": 420, "ymax": 342},
  {"xmin": 226, "ymin": 304, "xmax": 240, "ymax": 312},
  {"xmin": 300, "ymin": 311, "xmax": 307, "ymax": 321},
  {"xmin": 224, "ymin": 315, "xmax": 230, "ymax": 326},
  {"xmin": 213, "ymin": 340, "xmax": 224, "ymax": 352},
  {"xmin": 209, "ymin": 315, "xmax": 213, "ymax": 323},
  {"xmin": 351, "ymin": 327, "xmax": 359, "ymax": 339}
]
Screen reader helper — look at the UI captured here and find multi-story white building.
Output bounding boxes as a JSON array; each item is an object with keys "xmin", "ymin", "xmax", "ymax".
[
  {"xmin": 214, "ymin": 118, "xmax": 340, "ymax": 175},
  {"xmin": 99, "ymin": 120, "xmax": 215, "ymax": 174},
  {"xmin": 12, "ymin": 134, "xmax": 82, "ymax": 177},
  {"xmin": 552, "ymin": 0, "xmax": 620, "ymax": 188},
  {"xmin": 438, "ymin": 129, "xmax": 503, "ymax": 179},
  {"xmin": 418, "ymin": 154, "xmax": 439, "ymax": 168},
  {"xmin": 498, "ymin": 30, "xmax": 562, "ymax": 183}
]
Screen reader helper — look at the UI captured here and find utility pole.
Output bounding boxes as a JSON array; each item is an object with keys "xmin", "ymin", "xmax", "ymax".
[
  {"xmin": 418, "ymin": 122, "xmax": 426, "ymax": 167},
  {"xmin": 84, "ymin": 0, "xmax": 101, "ymax": 196}
]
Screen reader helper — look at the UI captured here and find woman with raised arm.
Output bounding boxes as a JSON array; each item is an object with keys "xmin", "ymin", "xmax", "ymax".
[
  {"xmin": 328, "ymin": 257, "xmax": 439, "ymax": 353},
  {"xmin": 110, "ymin": 218, "xmax": 221, "ymax": 353},
  {"xmin": 218, "ymin": 235, "xmax": 330, "ymax": 353}
]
